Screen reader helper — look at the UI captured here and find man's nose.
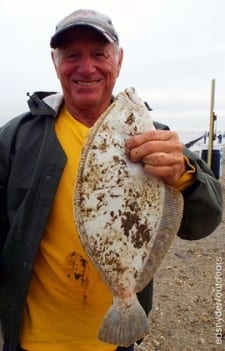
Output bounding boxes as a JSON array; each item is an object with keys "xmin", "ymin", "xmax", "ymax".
[{"xmin": 77, "ymin": 56, "xmax": 96, "ymax": 74}]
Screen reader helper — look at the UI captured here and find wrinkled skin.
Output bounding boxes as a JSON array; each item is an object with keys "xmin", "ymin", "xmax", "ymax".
[
  {"xmin": 126, "ymin": 130, "xmax": 186, "ymax": 186},
  {"xmin": 52, "ymin": 28, "xmax": 123, "ymax": 127}
]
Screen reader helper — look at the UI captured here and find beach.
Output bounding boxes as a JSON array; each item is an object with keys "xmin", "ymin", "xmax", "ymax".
[{"xmin": 136, "ymin": 147, "xmax": 225, "ymax": 351}]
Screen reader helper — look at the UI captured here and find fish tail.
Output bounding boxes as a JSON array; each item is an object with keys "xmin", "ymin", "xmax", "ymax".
[{"xmin": 98, "ymin": 294, "xmax": 149, "ymax": 347}]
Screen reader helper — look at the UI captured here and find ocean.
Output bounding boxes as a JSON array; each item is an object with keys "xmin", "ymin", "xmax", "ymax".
[
  {"xmin": 177, "ymin": 130, "xmax": 205, "ymax": 145},
  {"xmin": 177, "ymin": 130, "xmax": 225, "ymax": 150}
]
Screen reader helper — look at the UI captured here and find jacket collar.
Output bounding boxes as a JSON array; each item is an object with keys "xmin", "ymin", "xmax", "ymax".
[{"xmin": 27, "ymin": 91, "xmax": 64, "ymax": 117}]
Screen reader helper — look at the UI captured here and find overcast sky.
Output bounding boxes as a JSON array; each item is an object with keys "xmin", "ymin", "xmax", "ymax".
[{"xmin": 1, "ymin": 0, "xmax": 224, "ymax": 131}]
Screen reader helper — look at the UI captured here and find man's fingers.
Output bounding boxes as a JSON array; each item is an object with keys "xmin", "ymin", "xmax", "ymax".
[
  {"xmin": 144, "ymin": 163, "xmax": 184, "ymax": 185},
  {"xmin": 126, "ymin": 130, "xmax": 179, "ymax": 149},
  {"xmin": 143, "ymin": 152, "xmax": 183, "ymax": 167},
  {"xmin": 128, "ymin": 140, "xmax": 183, "ymax": 162}
]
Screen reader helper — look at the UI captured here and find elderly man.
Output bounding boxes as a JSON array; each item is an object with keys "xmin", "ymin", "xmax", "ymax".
[{"xmin": 0, "ymin": 9, "xmax": 222, "ymax": 351}]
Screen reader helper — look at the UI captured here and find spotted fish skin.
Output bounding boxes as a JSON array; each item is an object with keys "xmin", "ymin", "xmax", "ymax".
[{"xmin": 74, "ymin": 87, "xmax": 184, "ymax": 346}]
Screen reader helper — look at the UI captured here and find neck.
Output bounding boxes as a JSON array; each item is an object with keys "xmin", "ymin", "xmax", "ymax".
[{"xmin": 65, "ymin": 100, "xmax": 113, "ymax": 128}]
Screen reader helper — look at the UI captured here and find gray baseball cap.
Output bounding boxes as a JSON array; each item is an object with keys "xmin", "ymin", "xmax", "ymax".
[{"xmin": 50, "ymin": 9, "xmax": 119, "ymax": 48}]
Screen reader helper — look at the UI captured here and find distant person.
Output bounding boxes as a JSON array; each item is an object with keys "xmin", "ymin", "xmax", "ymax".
[
  {"xmin": 218, "ymin": 133, "xmax": 222, "ymax": 144},
  {"xmin": 0, "ymin": 8, "xmax": 223, "ymax": 351}
]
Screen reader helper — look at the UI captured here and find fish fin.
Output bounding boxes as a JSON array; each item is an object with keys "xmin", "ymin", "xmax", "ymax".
[
  {"xmin": 135, "ymin": 184, "xmax": 184, "ymax": 292},
  {"xmin": 98, "ymin": 294, "xmax": 149, "ymax": 347}
]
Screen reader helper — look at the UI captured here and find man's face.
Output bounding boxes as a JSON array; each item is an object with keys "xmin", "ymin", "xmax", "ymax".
[{"xmin": 52, "ymin": 28, "xmax": 123, "ymax": 117}]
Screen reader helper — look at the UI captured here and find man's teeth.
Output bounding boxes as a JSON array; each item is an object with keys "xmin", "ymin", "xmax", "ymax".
[{"xmin": 77, "ymin": 81, "xmax": 98, "ymax": 86}]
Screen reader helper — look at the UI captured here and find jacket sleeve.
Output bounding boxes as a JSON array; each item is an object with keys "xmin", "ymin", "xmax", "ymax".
[
  {"xmin": 177, "ymin": 146, "xmax": 223, "ymax": 240},
  {"xmin": 153, "ymin": 121, "xmax": 223, "ymax": 240},
  {"xmin": 0, "ymin": 117, "xmax": 22, "ymax": 253}
]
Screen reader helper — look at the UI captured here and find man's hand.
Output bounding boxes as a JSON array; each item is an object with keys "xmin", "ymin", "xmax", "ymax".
[{"xmin": 125, "ymin": 130, "xmax": 186, "ymax": 186}]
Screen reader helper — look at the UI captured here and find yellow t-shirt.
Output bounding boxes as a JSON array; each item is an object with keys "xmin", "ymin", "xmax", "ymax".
[{"xmin": 20, "ymin": 106, "xmax": 115, "ymax": 351}]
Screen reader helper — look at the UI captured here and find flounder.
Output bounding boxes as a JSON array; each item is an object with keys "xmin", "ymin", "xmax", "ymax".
[{"xmin": 74, "ymin": 87, "xmax": 184, "ymax": 346}]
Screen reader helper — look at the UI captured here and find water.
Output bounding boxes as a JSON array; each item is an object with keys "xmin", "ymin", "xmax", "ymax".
[{"xmin": 177, "ymin": 130, "xmax": 205, "ymax": 145}]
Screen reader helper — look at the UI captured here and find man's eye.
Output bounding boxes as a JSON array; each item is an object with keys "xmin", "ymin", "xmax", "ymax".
[
  {"xmin": 67, "ymin": 53, "xmax": 79, "ymax": 60},
  {"xmin": 94, "ymin": 52, "xmax": 106, "ymax": 58}
]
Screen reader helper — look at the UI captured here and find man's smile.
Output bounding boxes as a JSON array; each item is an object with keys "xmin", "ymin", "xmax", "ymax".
[{"xmin": 75, "ymin": 80, "xmax": 100, "ymax": 86}]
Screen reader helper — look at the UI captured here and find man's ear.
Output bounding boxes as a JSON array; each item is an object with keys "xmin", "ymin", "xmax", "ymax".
[
  {"xmin": 116, "ymin": 48, "xmax": 124, "ymax": 77},
  {"xmin": 51, "ymin": 50, "xmax": 60, "ymax": 79}
]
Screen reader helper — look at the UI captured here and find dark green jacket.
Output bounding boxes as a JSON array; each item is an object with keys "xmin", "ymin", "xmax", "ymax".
[{"xmin": 0, "ymin": 92, "xmax": 223, "ymax": 350}]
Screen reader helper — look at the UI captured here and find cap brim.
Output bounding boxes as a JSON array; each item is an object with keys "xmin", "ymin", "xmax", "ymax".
[{"xmin": 50, "ymin": 23, "xmax": 115, "ymax": 48}]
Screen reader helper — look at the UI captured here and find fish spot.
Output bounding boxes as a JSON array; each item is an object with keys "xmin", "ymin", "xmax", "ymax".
[{"xmin": 125, "ymin": 113, "xmax": 135, "ymax": 125}]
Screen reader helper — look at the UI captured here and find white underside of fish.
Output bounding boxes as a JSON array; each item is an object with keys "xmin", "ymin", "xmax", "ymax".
[{"xmin": 74, "ymin": 88, "xmax": 184, "ymax": 346}]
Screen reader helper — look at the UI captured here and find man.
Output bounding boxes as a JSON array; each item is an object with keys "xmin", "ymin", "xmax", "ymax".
[{"xmin": 0, "ymin": 9, "xmax": 222, "ymax": 351}]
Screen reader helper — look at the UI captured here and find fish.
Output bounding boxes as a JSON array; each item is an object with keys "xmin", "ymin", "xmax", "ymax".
[{"xmin": 73, "ymin": 87, "xmax": 184, "ymax": 346}]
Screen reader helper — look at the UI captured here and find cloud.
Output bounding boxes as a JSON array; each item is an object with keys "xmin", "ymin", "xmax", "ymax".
[{"xmin": 1, "ymin": 0, "xmax": 225, "ymax": 130}]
